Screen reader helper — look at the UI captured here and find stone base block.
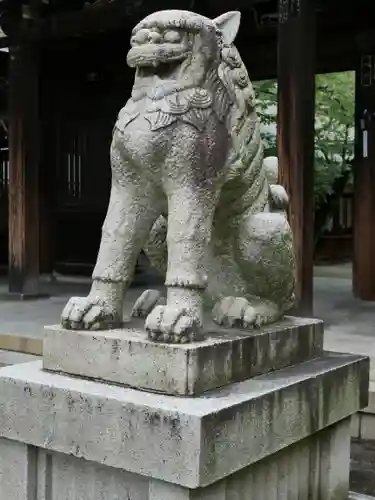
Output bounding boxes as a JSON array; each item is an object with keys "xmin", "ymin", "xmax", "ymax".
[
  {"xmin": 0, "ymin": 418, "xmax": 356, "ymax": 499},
  {"xmin": 0, "ymin": 352, "xmax": 369, "ymax": 490},
  {"xmin": 43, "ymin": 316, "xmax": 323, "ymax": 395}
]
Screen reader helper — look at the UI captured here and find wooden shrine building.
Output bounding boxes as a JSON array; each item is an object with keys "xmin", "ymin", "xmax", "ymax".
[{"xmin": 0, "ymin": 0, "xmax": 373, "ymax": 315}]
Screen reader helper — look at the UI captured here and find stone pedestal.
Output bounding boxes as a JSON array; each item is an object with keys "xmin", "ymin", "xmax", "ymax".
[
  {"xmin": 43, "ymin": 317, "xmax": 323, "ymax": 395},
  {"xmin": 0, "ymin": 318, "xmax": 369, "ymax": 499}
]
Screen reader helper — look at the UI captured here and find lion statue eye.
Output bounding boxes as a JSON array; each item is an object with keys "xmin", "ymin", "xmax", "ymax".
[
  {"xmin": 132, "ymin": 29, "xmax": 150, "ymax": 44},
  {"xmin": 164, "ymin": 30, "xmax": 181, "ymax": 43}
]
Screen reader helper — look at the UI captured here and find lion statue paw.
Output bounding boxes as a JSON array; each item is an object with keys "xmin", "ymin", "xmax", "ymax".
[
  {"xmin": 145, "ymin": 305, "xmax": 203, "ymax": 344},
  {"xmin": 61, "ymin": 296, "xmax": 122, "ymax": 330},
  {"xmin": 212, "ymin": 296, "xmax": 281, "ymax": 329}
]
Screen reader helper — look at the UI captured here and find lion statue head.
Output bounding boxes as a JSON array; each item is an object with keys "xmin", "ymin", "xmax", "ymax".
[{"xmin": 126, "ymin": 10, "xmax": 255, "ymax": 125}]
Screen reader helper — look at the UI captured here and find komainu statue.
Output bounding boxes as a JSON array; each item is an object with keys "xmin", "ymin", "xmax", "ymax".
[{"xmin": 62, "ymin": 9, "xmax": 296, "ymax": 343}]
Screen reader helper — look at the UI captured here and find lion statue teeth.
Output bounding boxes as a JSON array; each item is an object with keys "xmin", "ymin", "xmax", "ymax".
[{"xmin": 61, "ymin": 9, "xmax": 296, "ymax": 343}]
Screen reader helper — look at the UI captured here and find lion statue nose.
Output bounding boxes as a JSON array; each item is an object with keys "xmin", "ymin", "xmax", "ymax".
[{"xmin": 148, "ymin": 30, "xmax": 162, "ymax": 43}]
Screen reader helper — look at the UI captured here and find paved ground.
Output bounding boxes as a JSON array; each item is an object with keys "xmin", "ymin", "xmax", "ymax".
[
  {"xmin": 1, "ymin": 263, "xmax": 375, "ymax": 381},
  {"xmin": 0, "ymin": 270, "xmax": 163, "ymax": 340},
  {"xmin": 0, "ymin": 349, "xmax": 37, "ymax": 367},
  {"xmin": 315, "ymin": 266, "xmax": 375, "ymax": 381}
]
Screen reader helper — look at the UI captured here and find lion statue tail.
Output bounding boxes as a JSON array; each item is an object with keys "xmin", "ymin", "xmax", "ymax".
[{"xmin": 263, "ymin": 156, "xmax": 290, "ymax": 213}]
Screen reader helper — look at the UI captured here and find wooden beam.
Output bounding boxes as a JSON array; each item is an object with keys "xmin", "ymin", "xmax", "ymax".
[
  {"xmin": 243, "ymin": 26, "xmax": 361, "ymax": 81},
  {"xmin": 353, "ymin": 55, "xmax": 375, "ymax": 300},
  {"xmin": 277, "ymin": 0, "xmax": 316, "ymax": 316},
  {"xmin": 21, "ymin": 0, "xmax": 375, "ymax": 41},
  {"xmin": 8, "ymin": 42, "xmax": 41, "ymax": 295},
  {"xmin": 17, "ymin": 0, "xmax": 165, "ymax": 40},
  {"xmin": 0, "ymin": 0, "xmax": 371, "ymax": 46}
]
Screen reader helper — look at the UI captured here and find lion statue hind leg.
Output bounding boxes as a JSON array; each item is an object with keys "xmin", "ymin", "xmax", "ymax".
[{"xmin": 212, "ymin": 211, "xmax": 296, "ymax": 329}]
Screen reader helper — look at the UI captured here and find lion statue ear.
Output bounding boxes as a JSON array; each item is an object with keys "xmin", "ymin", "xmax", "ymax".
[{"xmin": 213, "ymin": 11, "xmax": 241, "ymax": 45}]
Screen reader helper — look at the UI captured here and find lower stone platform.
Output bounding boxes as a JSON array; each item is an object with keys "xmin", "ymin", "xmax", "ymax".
[
  {"xmin": 0, "ymin": 419, "xmax": 357, "ymax": 499},
  {"xmin": 0, "ymin": 350, "xmax": 369, "ymax": 498},
  {"xmin": 43, "ymin": 316, "xmax": 323, "ymax": 396}
]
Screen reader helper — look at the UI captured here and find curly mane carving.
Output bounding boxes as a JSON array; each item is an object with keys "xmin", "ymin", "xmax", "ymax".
[{"xmin": 216, "ymin": 42, "xmax": 268, "ymax": 218}]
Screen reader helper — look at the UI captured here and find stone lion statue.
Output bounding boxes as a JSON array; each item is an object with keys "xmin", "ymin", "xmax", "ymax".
[{"xmin": 61, "ymin": 9, "xmax": 296, "ymax": 342}]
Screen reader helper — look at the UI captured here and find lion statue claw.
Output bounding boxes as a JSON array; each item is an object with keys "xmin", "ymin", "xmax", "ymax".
[{"xmin": 62, "ymin": 9, "xmax": 296, "ymax": 342}]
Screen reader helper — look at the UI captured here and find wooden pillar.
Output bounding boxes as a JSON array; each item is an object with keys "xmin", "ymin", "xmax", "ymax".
[
  {"xmin": 277, "ymin": 0, "xmax": 316, "ymax": 316},
  {"xmin": 39, "ymin": 117, "xmax": 56, "ymax": 276},
  {"xmin": 353, "ymin": 55, "xmax": 375, "ymax": 300},
  {"xmin": 8, "ymin": 42, "xmax": 41, "ymax": 295},
  {"xmin": 39, "ymin": 55, "xmax": 56, "ymax": 277}
]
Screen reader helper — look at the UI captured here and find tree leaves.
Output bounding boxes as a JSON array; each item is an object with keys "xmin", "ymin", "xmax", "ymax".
[{"xmin": 253, "ymin": 72, "xmax": 355, "ymax": 210}]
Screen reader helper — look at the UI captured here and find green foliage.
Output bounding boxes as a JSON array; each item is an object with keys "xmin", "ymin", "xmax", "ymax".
[
  {"xmin": 314, "ymin": 72, "xmax": 355, "ymax": 209},
  {"xmin": 253, "ymin": 72, "xmax": 355, "ymax": 210}
]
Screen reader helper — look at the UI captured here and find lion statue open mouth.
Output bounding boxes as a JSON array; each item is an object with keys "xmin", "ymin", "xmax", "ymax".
[
  {"xmin": 61, "ymin": 10, "xmax": 296, "ymax": 343},
  {"xmin": 127, "ymin": 30, "xmax": 189, "ymax": 69}
]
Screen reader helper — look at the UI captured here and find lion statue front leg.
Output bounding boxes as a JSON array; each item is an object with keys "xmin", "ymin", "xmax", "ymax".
[
  {"xmin": 142, "ymin": 133, "xmax": 220, "ymax": 343},
  {"xmin": 61, "ymin": 136, "xmax": 162, "ymax": 330}
]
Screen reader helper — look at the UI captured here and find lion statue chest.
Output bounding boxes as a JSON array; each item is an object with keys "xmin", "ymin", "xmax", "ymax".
[{"xmin": 112, "ymin": 88, "xmax": 232, "ymax": 187}]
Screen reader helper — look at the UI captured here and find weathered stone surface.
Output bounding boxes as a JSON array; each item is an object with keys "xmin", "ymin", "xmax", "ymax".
[
  {"xmin": 61, "ymin": 9, "xmax": 296, "ymax": 342},
  {"xmin": 0, "ymin": 439, "xmax": 36, "ymax": 500},
  {"xmin": 0, "ymin": 353, "xmax": 368, "ymax": 488},
  {"xmin": 0, "ymin": 439, "xmax": 148, "ymax": 500},
  {"xmin": 43, "ymin": 316, "xmax": 323, "ymax": 396},
  {"xmin": 0, "ymin": 419, "xmax": 360, "ymax": 499},
  {"xmin": 350, "ymin": 438, "xmax": 375, "ymax": 496},
  {"xmin": 349, "ymin": 493, "xmax": 375, "ymax": 499}
]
